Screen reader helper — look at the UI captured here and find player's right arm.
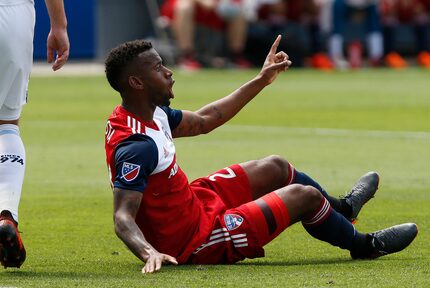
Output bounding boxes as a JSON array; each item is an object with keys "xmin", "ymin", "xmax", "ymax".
[
  {"xmin": 113, "ymin": 188, "xmax": 178, "ymax": 274},
  {"xmin": 172, "ymin": 35, "xmax": 291, "ymax": 138},
  {"xmin": 44, "ymin": 0, "xmax": 70, "ymax": 71},
  {"xmin": 111, "ymin": 135, "xmax": 177, "ymax": 273}
]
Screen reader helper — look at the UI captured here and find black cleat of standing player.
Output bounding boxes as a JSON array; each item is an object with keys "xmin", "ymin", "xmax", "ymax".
[
  {"xmin": 351, "ymin": 223, "xmax": 418, "ymax": 259},
  {"xmin": 0, "ymin": 210, "xmax": 26, "ymax": 268},
  {"xmin": 344, "ymin": 171, "xmax": 380, "ymax": 222}
]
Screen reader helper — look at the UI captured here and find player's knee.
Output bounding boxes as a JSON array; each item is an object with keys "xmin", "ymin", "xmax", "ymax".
[
  {"xmin": 265, "ymin": 154, "xmax": 289, "ymax": 175},
  {"xmin": 299, "ymin": 185, "xmax": 323, "ymax": 213},
  {"xmin": 276, "ymin": 184, "xmax": 323, "ymax": 221},
  {"xmin": 304, "ymin": 185, "xmax": 323, "ymax": 204}
]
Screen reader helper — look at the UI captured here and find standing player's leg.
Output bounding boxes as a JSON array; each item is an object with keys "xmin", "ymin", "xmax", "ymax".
[
  {"xmin": 0, "ymin": 123, "xmax": 27, "ymax": 268},
  {"xmin": 0, "ymin": 2, "xmax": 35, "ymax": 269},
  {"xmin": 239, "ymin": 155, "xmax": 378, "ymax": 221}
]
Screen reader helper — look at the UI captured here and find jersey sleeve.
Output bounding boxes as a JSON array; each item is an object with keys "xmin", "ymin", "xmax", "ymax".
[
  {"xmin": 113, "ymin": 134, "xmax": 158, "ymax": 193},
  {"xmin": 160, "ymin": 106, "xmax": 183, "ymax": 130}
]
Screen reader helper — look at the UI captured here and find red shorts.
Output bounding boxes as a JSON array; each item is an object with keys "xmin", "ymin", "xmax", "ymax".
[{"xmin": 187, "ymin": 165, "xmax": 291, "ymax": 264}]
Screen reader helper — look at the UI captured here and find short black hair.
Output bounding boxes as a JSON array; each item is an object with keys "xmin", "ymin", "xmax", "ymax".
[{"xmin": 105, "ymin": 40, "xmax": 153, "ymax": 92}]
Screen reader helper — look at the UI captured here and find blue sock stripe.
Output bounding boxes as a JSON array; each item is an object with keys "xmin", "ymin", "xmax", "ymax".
[{"xmin": 0, "ymin": 129, "xmax": 19, "ymax": 136}]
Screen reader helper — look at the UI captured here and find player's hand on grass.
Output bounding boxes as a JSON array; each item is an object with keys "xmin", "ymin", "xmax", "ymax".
[
  {"xmin": 142, "ymin": 251, "xmax": 178, "ymax": 274},
  {"xmin": 259, "ymin": 35, "xmax": 292, "ymax": 85}
]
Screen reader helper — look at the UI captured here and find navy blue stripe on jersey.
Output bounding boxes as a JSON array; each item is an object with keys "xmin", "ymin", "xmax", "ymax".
[
  {"xmin": 114, "ymin": 134, "xmax": 158, "ymax": 193},
  {"xmin": 159, "ymin": 106, "xmax": 183, "ymax": 130}
]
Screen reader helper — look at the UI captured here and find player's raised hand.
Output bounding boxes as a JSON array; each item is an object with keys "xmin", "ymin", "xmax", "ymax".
[
  {"xmin": 142, "ymin": 251, "xmax": 178, "ymax": 274},
  {"xmin": 47, "ymin": 27, "xmax": 70, "ymax": 71},
  {"xmin": 258, "ymin": 35, "xmax": 292, "ymax": 85}
]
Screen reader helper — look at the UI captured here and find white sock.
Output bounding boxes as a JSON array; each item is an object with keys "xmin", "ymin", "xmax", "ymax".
[
  {"xmin": 367, "ymin": 32, "xmax": 383, "ymax": 60},
  {"xmin": 0, "ymin": 124, "xmax": 25, "ymax": 223},
  {"xmin": 329, "ymin": 34, "xmax": 344, "ymax": 60}
]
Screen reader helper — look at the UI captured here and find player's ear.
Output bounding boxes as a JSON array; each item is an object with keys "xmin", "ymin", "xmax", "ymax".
[{"xmin": 128, "ymin": 76, "xmax": 144, "ymax": 90}]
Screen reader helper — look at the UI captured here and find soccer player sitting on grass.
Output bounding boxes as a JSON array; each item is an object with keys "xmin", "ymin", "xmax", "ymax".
[{"xmin": 104, "ymin": 36, "xmax": 418, "ymax": 274}]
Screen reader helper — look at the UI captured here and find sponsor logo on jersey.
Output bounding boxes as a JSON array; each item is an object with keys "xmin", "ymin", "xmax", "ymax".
[
  {"xmin": 168, "ymin": 163, "xmax": 178, "ymax": 179},
  {"xmin": 121, "ymin": 162, "xmax": 140, "ymax": 182},
  {"xmin": 162, "ymin": 127, "xmax": 173, "ymax": 142},
  {"xmin": 224, "ymin": 214, "xmax": 244, "ymax": 231}
]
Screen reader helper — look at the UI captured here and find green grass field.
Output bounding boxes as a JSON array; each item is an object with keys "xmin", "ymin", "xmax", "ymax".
[{"xmin": 1, "ymin": 68, "xmax": 429, "ymax": 287}]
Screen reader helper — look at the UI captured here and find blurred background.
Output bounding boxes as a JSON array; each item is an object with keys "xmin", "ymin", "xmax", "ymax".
[{"xmin": 33, "ymin": 0, "xmax": 430, "ymax": 70}]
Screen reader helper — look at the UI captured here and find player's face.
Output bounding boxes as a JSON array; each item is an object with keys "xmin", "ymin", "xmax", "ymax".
[{"xmin": 137, "ymin": 49, "xmax": 175, "ymax": 107}]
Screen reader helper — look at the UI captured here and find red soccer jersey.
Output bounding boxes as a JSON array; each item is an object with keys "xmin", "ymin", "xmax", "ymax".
[{"xmin": 105, "ymin": 105, "xmax": 225, "ymax": 263}]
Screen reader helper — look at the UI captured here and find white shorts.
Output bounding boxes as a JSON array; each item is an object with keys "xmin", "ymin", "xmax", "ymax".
[{"xmin": 0, "ymin": 1, "xmax": 35, "ymax": 120}]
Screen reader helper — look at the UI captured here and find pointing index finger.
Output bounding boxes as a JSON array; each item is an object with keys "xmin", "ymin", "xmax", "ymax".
[{"xmin": 270, "ymin": 35, "xmax": 282, "ymax": 55}]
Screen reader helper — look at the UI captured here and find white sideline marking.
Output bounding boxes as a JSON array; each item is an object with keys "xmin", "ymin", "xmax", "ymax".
[
  {"xmin": 32, "ymin": 62, "xmax": 104, "ymax": 76},
  {"xmin": 220, "ymin": 125, "xmax": 430, "ymax": 140}
]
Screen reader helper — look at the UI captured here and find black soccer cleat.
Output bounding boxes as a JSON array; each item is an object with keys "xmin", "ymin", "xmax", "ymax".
[
  {"xmin": 351, "ymin": 223, "xmax": 418, "ymax": 260},
  {"xmin": 0, "ymin": 211, "xmax": 26, "ymax": 269},
  {"xmin": 344, "ymin": 171, "xmax": 380, "ymax": 222}
]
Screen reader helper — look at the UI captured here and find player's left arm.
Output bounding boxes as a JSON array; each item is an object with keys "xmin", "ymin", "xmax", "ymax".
[
  {"xmin": 113, "ymin": 188, "xmax": 178, "ymax": 273},
  {"xmin": 172, "ymin": 35, "xmax": 291, "ymax": 138}
]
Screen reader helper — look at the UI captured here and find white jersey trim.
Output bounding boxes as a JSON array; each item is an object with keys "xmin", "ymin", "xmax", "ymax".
[{"xmin": 125, "ymin": 108, "xmax": 176, "ymax": 176}]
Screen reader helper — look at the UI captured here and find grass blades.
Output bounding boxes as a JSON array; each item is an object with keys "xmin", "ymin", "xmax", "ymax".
[{"xmin": 1, "ymin": 68, "xmax": 429, "ymax": 287}]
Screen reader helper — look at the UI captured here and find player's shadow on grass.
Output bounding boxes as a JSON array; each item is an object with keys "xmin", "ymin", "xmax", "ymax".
[
  {"xmin": 127, "ymin": 255, "xmax": 410, "ymax": 272},
  {"xmin": 1, "ymin": 256, "xmax": 415, "ymax": 278},
  {"xmin": 236, "ymin": 255, "xmax": 419, "ymax": 267},
  {"xmin": 237, "ymin": 257, "xmax": 352, "ymax": 267}
]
